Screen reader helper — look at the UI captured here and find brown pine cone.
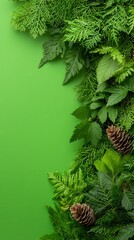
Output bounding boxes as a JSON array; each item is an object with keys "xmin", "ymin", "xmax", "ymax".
[
  {"xmin": 106, "ymin": 125, "xmax": 133, "ymax": 155},
  {"xmin": 70, "ymin": 203, "xmax": 95, "ymax": 227}
]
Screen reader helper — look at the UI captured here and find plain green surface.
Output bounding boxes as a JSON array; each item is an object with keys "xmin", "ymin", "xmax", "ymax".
[{"xmin": 0, "ymin": 2, "xmax": 79, "ymax": 240}]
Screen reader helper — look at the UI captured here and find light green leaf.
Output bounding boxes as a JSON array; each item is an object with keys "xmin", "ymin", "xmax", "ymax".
[
  {"xmin": 98, "ymin": 106, "xmax": 107, "ymax": 123},
  {"xmin": 122, "ymin": 192, "xmax": 134, "ymax": 211},
  {"xmin": 107, "ymin": 106, "xmax": 117, "ymax": 123},
  {"xmin": 107, "ymin": 87, "xmax": 128, "ymax": 106},
  {"xmin": 102, "ymin": 149, "xmax": 122, "ymax": 179},
  {"xmin": 96, "ymin": 54, "xmax": 120, "ymax": 84},
  {"xmin": 94, "ymin": 160, "xmax": 110, "ymax": 175},
  {"xmin": 88, "ymin": 122, "xmax": 102, "ymax": 145}
]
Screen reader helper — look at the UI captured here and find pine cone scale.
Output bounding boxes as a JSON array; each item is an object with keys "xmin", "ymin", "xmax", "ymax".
[
  {"xmin": 70, "ymin": 203, "xmax": 95, "ymax": 227},
  {"xmin": 106, "ymin": 125, "xmax": 133, "ymax": 155}
]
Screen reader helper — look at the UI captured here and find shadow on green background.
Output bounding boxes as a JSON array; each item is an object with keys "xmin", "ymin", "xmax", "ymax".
[{"xmin": 0, "ymin": 2, "xmax": 80, "ymax": 240}]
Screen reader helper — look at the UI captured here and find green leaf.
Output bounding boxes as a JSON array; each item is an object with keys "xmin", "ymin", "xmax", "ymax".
[
  {"xmin": 92, "ymin": 46, "xmax": 124, "ymax": 64},
  {"xmin": 90, "ymin": 102, "xmax": 103, "ymax": 109},
  {"xmin": 63, "ymin": 48, "xmax": 84, "ymax": 84},
  {"xmin": 94, "ymin": 149, "xmax": 122, "ymax": 180},
  {"xmin": 94, "ymin": 160, "xmax": 111, "ymax": 176},
  {"xmin": 98, "ymin": 106, "xmax": 107, "ymax": 123},
  {"xmin": 102, "ymin": 150, "xmax": 122, "ymax": 178},
  {"xmin": 88, "ymin": 122, "xmax": 102, "ymax": 145},
  {"xmin": 116, "ymin": 223, "xmax": 134, "ymax": 240},
  {"xmin": 106, "ymin": 87, "xmax": 128, "ymax": 106},
  {"xmin": 96, "ymin": 54, "xmax": 120, "ymax": 84},
  {"xmin": 72, "ymin": 105, "xmax": 91, "ymax": 120},
  {"xmin": 91, "ymin": 93, "xmax": 106, "ymax": 101},
  {"xmin": 107, "ymin": 106, "xmax": 118, "ymax": 123},
  {"xmin": 70, "ymin": 120, "xmax": 90, "ymax": 142},
  {"xmin": 39, "ymin": 34, "xmax": 65, "ymax": 68},
  {"xmin": 122, "ymin": 192, "xmax": 134, "ymax": 211},
  {"xmin": 121, "ymin": 74, "xmax": 134, "ymax": 92}
]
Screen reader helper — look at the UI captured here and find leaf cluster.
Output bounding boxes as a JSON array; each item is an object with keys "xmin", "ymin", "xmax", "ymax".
[{"xmin": 11, "ymin": 1, "xmax": 134, "ymax": 240}]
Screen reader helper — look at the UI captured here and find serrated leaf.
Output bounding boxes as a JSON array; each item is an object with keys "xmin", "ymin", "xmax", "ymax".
[
  {"xmin": 63, "ymin": 48, "xmax": 84, "ymax": 84},
  {"xmin": 116, "ymin": 223, "xmax": 134, "ymax": 240},
  {"xmin": 90, "ymin": 102, "xmax": 104, "ymax": 109},
  {"xmin": 91, "ymin": 93, "xmax": 105, "ymax": 102},
  {"xmin": 122, "ymin": 192, "xmax": 134, "ymax": 211},
  {"xmin": 88, "ymin": 122, "xmax": 102, "ymax": 145},
  {"xmin": 72, "ymin": 105, "xmax": 91, "ymax": 120},
  {"xmin": 107, "ymin": 106, "xmax": 117, "ymax": 123},
  {"xmin": 96, "ymin": 54, "xmax": 120, "ymax": 84},
  {"xmin": 39, "ymin": 34, "xmax": 65, "ymax": 68},
  {"xmin": 70, "ymin": 120, "xmax": 90, "ymax": 142},
  {"xmin": 121, "ymin": 74, "xmax": 134, "ymax": 92},
  {"xmin": 106, "ymin": 87, "xmax": 128, "ymax": 106},
  {"xmin": 98, "ymin": 106, "xmax": 107, "ymax": 123}
]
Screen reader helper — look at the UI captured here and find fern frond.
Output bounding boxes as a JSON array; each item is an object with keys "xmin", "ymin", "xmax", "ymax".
[
  {"xmin": 129, "ymin": 7, "xmax": 134, "ymax": 33},
  {"xmin": 115, "ymin": 61, "xmax": 134, "ymax": 83},
  {"xmin": 76, "ymin": 70, "xmax": 97, "ymax": 102},
  {"xmin": 48, "ymin": 169, "xmax": 87, "ymax": 210},
  {"xmin": 11, "ymin": 0, "xmax": 50, "ymax": 38},
  {"xmin": 117, "ymin": 97, "xmax": 134, "ymax": 130},
  {"xmin": 64, "ymin": 18, "xmax": 102, "ymax": 48},
  {"xmin": 103, "ymin": 6, "xmax": 128, "ymax": 45},
  {"xmin": 92, "ymin": 46, "xmax": 125, "ymax": 64}
]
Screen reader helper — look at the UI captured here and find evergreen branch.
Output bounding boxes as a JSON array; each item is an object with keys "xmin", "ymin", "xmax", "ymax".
[
  {"xmin": 12, "ymin": 0, "xmax": 50, "ymax": 38},
  {"xmin": 48, "ymin": 169, "xmax": 87, "ymax": 210}
]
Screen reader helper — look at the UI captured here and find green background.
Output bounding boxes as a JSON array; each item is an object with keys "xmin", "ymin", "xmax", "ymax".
[{"xmin": 0, "ymin": 2, "xmax": 79, "ymax": 240}]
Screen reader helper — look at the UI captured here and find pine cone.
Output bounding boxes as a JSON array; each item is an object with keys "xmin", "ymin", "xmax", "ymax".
[
  {"xmin": 70, "ymin": 203, "xmax": 95, "ymax": 227},
  {"xmin": 106, "ymin": 125, "xmax": 133, "ymax": 155}
]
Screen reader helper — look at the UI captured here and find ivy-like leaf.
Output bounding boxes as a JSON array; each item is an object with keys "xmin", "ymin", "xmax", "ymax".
[
  {"xmin": 96, "ymin": 54, "xmax": 120, "ymax": 84},
  {"xmin": 63, "ymin": 48, "xmax": 84, "ymax": 84},
  {"xmin": 39, "ymin": 34, "xmax": 65, "ymax": 68}
]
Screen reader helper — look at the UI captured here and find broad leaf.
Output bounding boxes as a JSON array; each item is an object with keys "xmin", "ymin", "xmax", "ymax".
[
  {"xmin": 102, "ymin": 149, "xmax": 122, "ymax": 179},
  {"xmin": 96, "ymin": 54, "xmax": 120, "ymax": 84},
  {"xmin": 107, "ymin": 106, "xmax": 117, "ymax": 123},
  {"xmin": 106, "ymin": 87, "xmax": 128, "ymax": 106},
  {"xmin": 94, "ymin": 149, "xmax": 122, "ymax": 180},
  {"xmin": 122, "ymin": 192, "xmax": 134, "ymax": 211},
  {"xmin": 90, "ymin": 102, "xmax": 103, "ymax": 109},
  {"xmin": 72, "ymin": 105, "xmax": 91, "ymax": 120},
  {"xmin": 88, "ymin": 122, "xmax": 102, "ymax": 145},
  {"xmin": 98, "ymin": 106, "xmax": 107, "ymax": 123},
  {"xmin": 63, "ymin": 48, "xmax": 84, "ymax": 84}
]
